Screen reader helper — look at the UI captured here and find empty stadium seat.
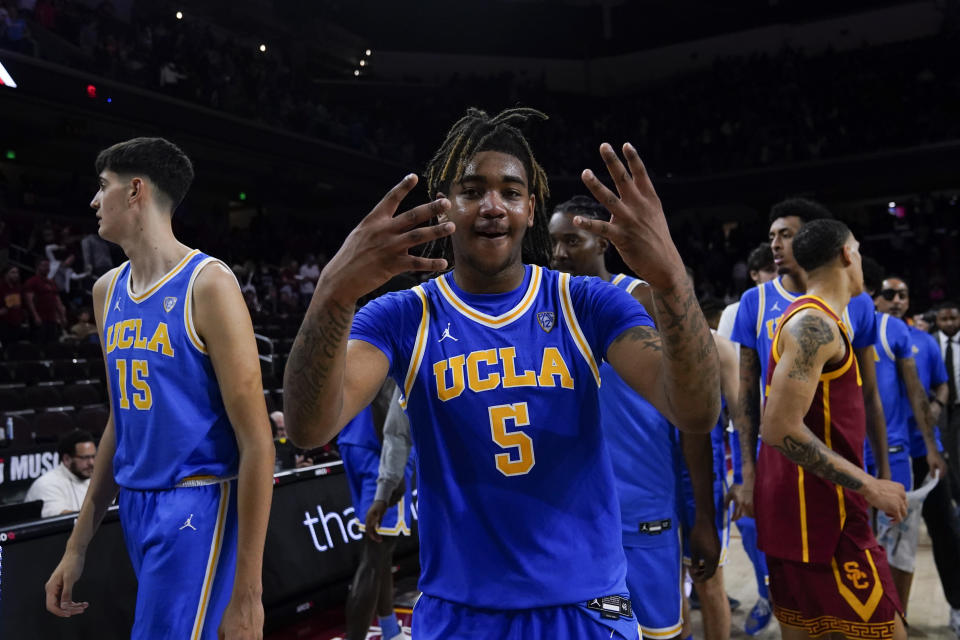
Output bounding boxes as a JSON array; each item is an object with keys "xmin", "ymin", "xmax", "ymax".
[
  {"xmin": 0, "ymin": 388, "xmax": 30, "ymax": 412},
  {"xmin": 5, "ymin": 342, "xmax": 43, "ymax": 361},
  {"xmin": 62, "ymin": 383, "xmax": 103, "ymax": 407},
  {"xmin": 24, "ymin": 386, "xmax": 64, "ymax": 409},
  {"xmin": 31, "ymin": 411, "xmax": 76, "ymax": 443},
  {"xmin": 50, "ymin": 359, "xmax": 90, "ymax": 382},
  {"xmin": 15, "ymin": 361, "xmax": 53, "ymax": 385},
  {"xmin": 73, "ymin": 406, "xmax": 109, "ymax": 437},
  {"xmin": 44, "ymin": 343, "xmax": 78, "ymax": 360}
]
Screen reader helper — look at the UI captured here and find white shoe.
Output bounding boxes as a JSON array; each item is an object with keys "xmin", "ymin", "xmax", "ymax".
[
  {"xmin": 950, "ymin": 607, "xmax": 960, "ymax": 638},
  {"xmin": 386, "ymin": 631, "xmax": 408, "ymax": 640}
]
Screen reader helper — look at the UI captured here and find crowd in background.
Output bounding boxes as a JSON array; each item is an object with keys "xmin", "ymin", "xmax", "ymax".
[{"xmin": 2, "ymin": 0, "xmax": 960, "ymax": 176}]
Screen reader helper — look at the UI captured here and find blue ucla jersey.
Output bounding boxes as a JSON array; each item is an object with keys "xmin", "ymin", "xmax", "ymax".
[
  {"xmin": 731, "ymin": 277, "xmax": 877, "ymax": 386},
  {"xmin": 351, "ymin": 265, "xmax": 653, "ymax": 609},
  {"xmin": 103, "ymin": 250, "xmax": 238, "ymax": 489},
  {"xmin": 337, "ymin": 406, "xmax": 378, "ymax": 449},
  {"xmin": 909, "ymin": 326, "xmax": 947, "ymax": 456},
  {"xmin": 871, "ymin": 313, "xmax": 913, "ymax": 449},
  {"xmin": 600, "ymin": 274, "xmax": 680, "ymax": 546}
]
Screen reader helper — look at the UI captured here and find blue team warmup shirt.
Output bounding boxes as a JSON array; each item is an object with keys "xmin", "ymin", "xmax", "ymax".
[{"xmin": 909, "ymin": 326, "xmax": 947, "ymax": 457}]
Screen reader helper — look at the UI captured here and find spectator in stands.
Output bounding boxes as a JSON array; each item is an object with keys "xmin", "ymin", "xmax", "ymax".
[
  {"xmin": 297, "ymin": 253, "xmax": 320, "ymax": 308},
  {"xmin": 0, "ymin": 5, "xmax": 35, "ymax": 53},
  {"xmin": 69, "ymin": 308, "xmax": 97, "ymax": 342},
  {"xmin": 0, "ymin": 264, "xmax": 27, "ymax": 345},
  {"xmin": 24, "ymin": 429, "xmax": 96, "ymax": 518},
  {"xmin": 270, "ymin": 410, "xmax": 313, "ymax": 470},
  {"xmin": 24, "ymin": 257, "xmax": 67, "ymax": 343},
  {"xmin": 80, "ymin": 227, "xmax": 113, "ymax": 276}
]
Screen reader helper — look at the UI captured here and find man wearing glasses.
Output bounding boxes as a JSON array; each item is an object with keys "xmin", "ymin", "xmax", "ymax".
[{"xmin": 25, "ymin": 430, "xmax": 97, "ymax": 517}]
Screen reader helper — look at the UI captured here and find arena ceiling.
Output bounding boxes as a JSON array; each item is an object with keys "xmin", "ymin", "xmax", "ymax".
[{"xmin": 318, "ymin": 0, "xmax": 912, "ymax": 58}]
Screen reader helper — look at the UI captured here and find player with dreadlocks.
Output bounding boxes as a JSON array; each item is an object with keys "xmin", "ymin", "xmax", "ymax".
[{"xmin": 284, "ymin": 107, "xmax": 721, "ymax": 639}]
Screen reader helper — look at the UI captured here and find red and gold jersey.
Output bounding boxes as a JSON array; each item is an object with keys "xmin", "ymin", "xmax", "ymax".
[{"xmin": 756, "ymin": 295, "xmax": 875, "ymax": 564}]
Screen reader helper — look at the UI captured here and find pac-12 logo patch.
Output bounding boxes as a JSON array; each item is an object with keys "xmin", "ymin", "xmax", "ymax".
[
  {"xmin": 537, "ymin": 311, "xmax": 555, "ymax": 333},
  {"xmin": 163, "ymin": 296, "xmax": 178, "ymax": 312}
]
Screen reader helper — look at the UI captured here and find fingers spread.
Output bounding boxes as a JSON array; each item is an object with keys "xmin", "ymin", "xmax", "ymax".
[
  {"xmin": 572, "ymin": 215, "xmax": 617, "ymax": 242},
  {"xmin": 405, "ymin": 256, "xmax": 449, "ymax": 273},
  {"xmin": 581, "ymin": 169, "xmax": 623, "ymax": 215},
  {"xmin": 399, "ymin": 222, "xmax": 454, "ymax": 249},
  {"xmin": 599, "ymin": 143, "xmax": 633, "ymax": 195},
  {"xmin": 393, "ymin": 198, "xmax": 451, "ymax": 232},
  {"xmin": 374, "ymin": 174, "xmax": 418, "ymax": 218},
  {"xmin": 622, "ymin": 143, "xmax": 655, "ymax": 197}
]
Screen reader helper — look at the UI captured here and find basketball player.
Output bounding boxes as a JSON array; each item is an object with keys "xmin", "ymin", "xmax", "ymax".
[
  {"xmin": 728, "ymin": 199, "xmax": 889, "ymax": 634},
  {"xmin": 859, "ymin": 258, "xmax": 946, "ymax": 613},
  {"xmin": 338, "ymin": 380, "xmax": 412, "ymax": 640},
  {"xmin": 44, "ymin": 138, "xmax": 274, "ymax": 639},
  {"xmin": 756, "ymin": 219, "xmax": 907, "ymax": 640},
  {"xmin": 283, "ymin": 108, "xmax": 721, "ymax": 639},
  {"xmin": 549, "ymin": 195, "xmax": 721, "ymax": 640}
]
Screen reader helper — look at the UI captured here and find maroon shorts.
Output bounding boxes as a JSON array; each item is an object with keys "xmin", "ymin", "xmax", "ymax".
[{"xmin": 767, "ymin": 535, "xmax": 904, "ymax": 639}]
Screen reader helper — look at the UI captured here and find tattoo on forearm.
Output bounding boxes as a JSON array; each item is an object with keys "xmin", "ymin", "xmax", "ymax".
[
  {"xmin": 786, "ymin": 315, "xmax": 834, "ymax": 381},
  {"xmin": 284, "ymin": 300, "xmax": 353, "ymax": 426},
  {"xmin": 773, "ymin": 435, "xmax": 863, "ymax": 490},
  {"xmin": 737, "ymin": 347, "xmax": 761, "ymax": 462},
  {"xmin": 611, "ymin": 325, "xmax": 662, "ymax": 352},
  {"xmin": 651, "ymin": 281, "xmax": 720, "ymax": 417}
]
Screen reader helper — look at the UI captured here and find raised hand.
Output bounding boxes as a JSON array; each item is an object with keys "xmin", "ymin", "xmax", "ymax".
[
  {"xmin": 577, "ymin": 143, "xmax": 685, "ymax": 289},
  {"xmin": 321, "ymin": 174, "xmax": 454, "ymax": 303}
]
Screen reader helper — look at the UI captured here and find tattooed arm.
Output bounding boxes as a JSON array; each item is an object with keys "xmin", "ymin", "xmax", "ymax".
[
  {"xmin": 729, "ymin": 345, "xmax": 761, "ymax": 517},
  {"xmin": 897, "ymin": 356, "xmax": 948, "ymax": 478},
  {"xmin": 577, "ymin": 143, "xmax": 721, "ymax": 434},
  {"xmin": 761, "ymin": 310, "xmax": 907, "ymax": 521},
  {"xmin": 605, "ymin": 278, "xmax": 721, "ymax": 433},
  {"xmin": 283, "ymin": 175, "xmax": 452, "ymax": 447}
]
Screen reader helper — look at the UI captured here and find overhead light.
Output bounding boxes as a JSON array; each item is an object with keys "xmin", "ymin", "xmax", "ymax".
[
  {"xmin": 888, "ymin": 201, "xmax": 896, "ymax": 208},
  {"xmin": 354, "ymin": 69, "xmax": 360, "ymax": 77},
  {"xmin": 365, "ymin": 49, "xmax": 371, "ymax": 56},
  {"xmin": 359, "ymin": 60, "xmax": 366, "ymax": 67},
  {"xmin": 259, "ymin": 44, "xmax": 267, "ymax": 53},
  {"xmin": 175, "ymin": 10, "xmax": 183, "ymax": 19}
]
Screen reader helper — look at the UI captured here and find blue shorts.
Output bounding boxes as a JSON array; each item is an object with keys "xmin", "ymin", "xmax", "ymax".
[
  {"xmin": 339, "ymin": 443, "xmax": 412, "ymax": 536},
  {"xmin": 624, "ymin": 530, "xmax": 683, "ymax": 639},
  {"xmin": 412, "ymin": 593, "xmax": 641, "ymax": 639},
  {"xmin": 119, "ymin": 479, "xmax": 238, "ymax": 640},
  {"xmin": 866, "ymin": 448, "xmax": 913, "ymax": 490},
  {"xmin": 680, "ymin": 477, "xmax": 731, "ymax": 567}
]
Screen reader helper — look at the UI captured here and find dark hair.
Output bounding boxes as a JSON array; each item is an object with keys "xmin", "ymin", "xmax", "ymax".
[
  {"xmin": 423, "ymin": 107, "xmax": 551, "ymax": 267},
  {"xmin": 58, "ymin": 429, "xmax": 95, "ymax": 458},
  {"xmin": 553, "ymin": 195, "xmax": 609, "ymax": 223},
  {"xmin": 936, "ymin": 300, "xmax": 960, "ymax": 313},
  {"xmin": 792, "ymin": 219, "xmax": 851, "ymax": 272},
  {"xmin": 883, "ymin": 274, "xmax": 908, "ymax": 287},
  {"xmin": 746, "ymin": 242, "xmax": 774, "ymax": 273},
  {"xmin": 95, "ymin": 137, "xmax": 195, "ymax": 210},
  {"xmin": 861, "ymin": 256, "xmax": 884, "ymax": 295},
  {"xmin": 768, "ymin": 197, "xmax": 834, "ymax": 226}
]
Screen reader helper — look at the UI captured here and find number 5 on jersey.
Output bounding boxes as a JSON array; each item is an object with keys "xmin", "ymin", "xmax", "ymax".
[
  {"xmin": 489, "ymin": 402, "xmax": 535, "ymax": 476},
  {"xmin": 115, "ymin": 358, "xmax": 153, "ymax": 410}
]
